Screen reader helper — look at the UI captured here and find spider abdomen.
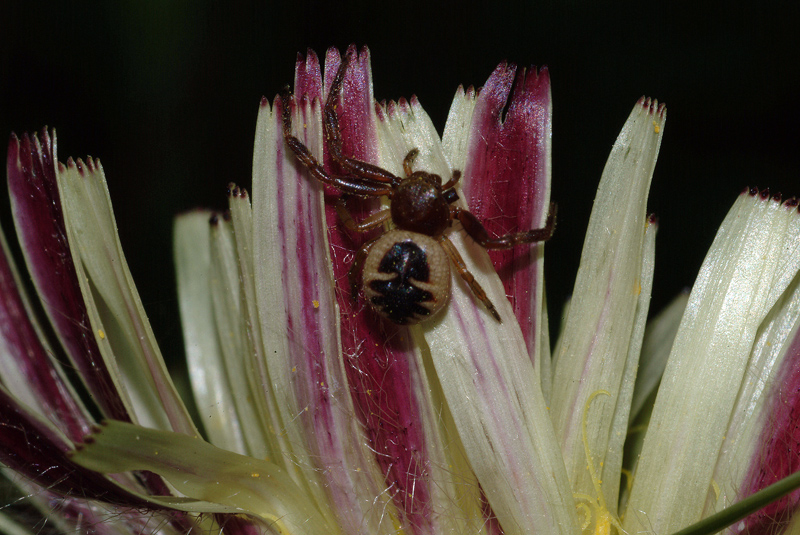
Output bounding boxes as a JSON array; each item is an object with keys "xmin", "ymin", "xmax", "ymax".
[{"xmin": 362, "ymin": 229, "xmax": 450, "ymax": 325}]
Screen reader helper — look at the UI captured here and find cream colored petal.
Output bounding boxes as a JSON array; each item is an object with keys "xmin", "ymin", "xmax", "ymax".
[
  {"xmin": 624, "ymin": 191, "xmax": 800, "ymax": 534},
  {"xmin": 549, "ymin": 99, "xmax": 665, "ymax": 507},
  {"xmin": 71, "ymin": 420, "xmax": 339, "ymax": 535},
  {"xmin": 58, "ymin": 159, "xmax": 196, "ymax": 435},
  {"xmin": 174, "ymin": 211, "xmax": 246, "ymax": 454},
  {"xmin": 630, "ymin": 290, "xmax": 689, "ymax": 421}
]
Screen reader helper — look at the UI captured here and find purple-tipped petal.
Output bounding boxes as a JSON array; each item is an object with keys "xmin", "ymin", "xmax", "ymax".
[
  {"xmin": 462, "ymin": 64, "xmax": 552, "ymax": 358},
  {"xmin": 294, "ymin": 49, "xmax": 323, "ymax": 105},
  {"xmin": 6, "ymin": 131, "xmax": 128, "ymax": 422}
]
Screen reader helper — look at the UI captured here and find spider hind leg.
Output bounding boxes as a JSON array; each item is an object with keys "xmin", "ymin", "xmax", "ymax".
[{"xmin": 437, "ymin": 236, "xmax": 501, "ymax": 322}]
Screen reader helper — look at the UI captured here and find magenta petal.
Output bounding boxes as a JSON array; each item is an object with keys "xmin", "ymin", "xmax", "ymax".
[
  {"xmin": 738, "ymin": 334, "xmax": 800, "ymax": 534},
  {"xmin": 0, "ymin": 388, "xmax": 146, "ymax": 506},
  {"xmin": 294, "ymin": 49, "xmax": 323, "ymax": 105},
  {"xmin": 462, "ymin": 64, "xmax": 552, "ymax": 355},
  {"xmin": 0, "ymin": 224, "xmax": 90, "ymax": 441},
  {"xmin": 6, "ymin": 131, "xmax": 129, "ymax": 422},
  {"xmin": 320, "ymin": 46, "xmax": 437, "ymax": 532}
]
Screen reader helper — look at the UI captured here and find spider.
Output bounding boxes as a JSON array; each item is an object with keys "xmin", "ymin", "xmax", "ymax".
[{"xmin": 281, "ymin": 52, "xmax": 556, "ymax": 325}]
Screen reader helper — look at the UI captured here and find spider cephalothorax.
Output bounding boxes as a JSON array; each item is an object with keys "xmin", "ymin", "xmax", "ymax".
[{"xmin": 282, "ymin": 51, "xmax": 555, "ymax": 325}]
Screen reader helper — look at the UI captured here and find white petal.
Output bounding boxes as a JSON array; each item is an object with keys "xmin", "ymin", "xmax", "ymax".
[
  {"xmin": 250, "ymin": 94, "xmax": 396, "ymax": 534},
  {"xmin": 601, "ymin": 217, "xmax": 657, "ymax": 511},
  {"xmin": 630, "ymin": 290, "xmax": 689, "ymax": 421}
]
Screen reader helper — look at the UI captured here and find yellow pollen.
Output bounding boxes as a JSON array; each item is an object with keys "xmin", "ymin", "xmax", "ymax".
[
  {"xmin": 574, "ymin": 389, "xmax": 627, "ymax": 535},
  {"xmin": 711, "ymin": 479, "xmax": 721, "ymax": 501},
  {"xmin": 312, "ymin": 299, "xmax": 320, "ymax": 308},
  {"xmin": 652, "ymin": 120, "xmax": 660, "ymax": 133},
  {"xmin": 97, "ymin": 329, "xmax": 105, "ymax": 339}
]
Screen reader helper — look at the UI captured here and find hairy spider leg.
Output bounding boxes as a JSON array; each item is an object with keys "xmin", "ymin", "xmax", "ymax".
[
  {"xmin": 323, "ymin": 52, "xmax": 403, "ymax": 187},
  {"xmin": 280, "ymin": 89, "xmax": 393, "ymax": 197},
  {"xmin": 437, "ymin": 235, "xmax": 501, "ymax": 322},
  {"xmin": 348, "ymin": 235, "xmax": 382, "ymax": 301},
  {"xmin": 334, "ymin": 201, "xmax": 392, "ymax": 299},
  {"xmin": 454, "ymin": 203, "xmax": 557, "ymax": 249},
  {"xmin": 441, "ymin": 170, "xmax": 462, "ymax": 191},
  {"xmin": 335, "ymin": 200, "xmax": 391, "ymax": 232}
]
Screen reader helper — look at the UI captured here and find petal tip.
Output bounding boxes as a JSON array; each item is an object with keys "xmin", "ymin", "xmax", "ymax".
[{"xmin": 638, "ymin": 96, "xmax": 667, "ymax": 117}]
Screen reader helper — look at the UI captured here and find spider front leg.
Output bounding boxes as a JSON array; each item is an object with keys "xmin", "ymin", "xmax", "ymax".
[
  {"xmin": 323, "ymin": 52, "xmax": 403, "ymax": 187},
  {"xmin": 454, "ymin": 203, "xmax": 557, "ymax": 249},
  {"xmin": 437, "ymin": 236, "xmax": 501, "ymax": 322},
  {"xmin": 401, "ymin": 148, "xmax": 462, "ymax": 190},
  {"xmin": 280, "ymin": 88, "xmax": 394, "ymax": 197},
  {"xmin": 441, "ymin": 170, "xmax": 462, "ymax": 191},
  {"xmin": 335, "ymin": 199, "xmax": 391, "ymax": 232},
  {"xmin": 402, "ymin": 149, "xmax": 419, "ymax": 176}
]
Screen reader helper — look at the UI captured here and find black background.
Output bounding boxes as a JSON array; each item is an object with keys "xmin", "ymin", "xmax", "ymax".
[{"xmin": 2, "ymin": 2, "xmax": 798, "ymax": 364}]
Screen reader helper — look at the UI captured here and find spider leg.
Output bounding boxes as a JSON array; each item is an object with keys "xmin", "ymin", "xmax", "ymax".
[
  {"xmin": 281, "ymin": 87, "xmax": 394, "ymax": 197},
  {"xmin": 438, "ymin": 236, "xmax": 501, "ymax": 322},
  {"xmin": 402, "ymin": 148, "xmax": 419, "ymax": 176},
  {"xmin": 336, "ymin": 200, "xmax": 391, "ymax": 232},
  {"xmin": 323, "ymin": 51, "xmax": 403, "ymax": 187},
  {"xmin": 441, "ymin": 169, "xmax": 462, "ymax": 191},
  {"xmin": 349, "ymin": 234, "xmax": 381, "ymax": 301},
  {"xmin": 454, "ymin": 203, "xmax": 557, "ymax": 249}
]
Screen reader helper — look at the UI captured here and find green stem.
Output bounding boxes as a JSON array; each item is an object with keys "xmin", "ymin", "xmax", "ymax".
[{"xmin": 670, "ymin": 470, "xmax": 800, "ymax": 535}]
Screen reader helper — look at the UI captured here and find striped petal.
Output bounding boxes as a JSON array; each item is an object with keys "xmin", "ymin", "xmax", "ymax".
[
  {"xmin": 321, "ymin": 47, "xmax": 471, "ymax": 534},
  {"xmin": 248, "ymin": 47, "xmax": 407, "ymax": 534},
  {"xmin": 455, "ymin": 63, "xmax": 552, "ymax": 373},
  {"xmin": 418, "ymin": 70, "xmax": 577, "ymax": 535},
  {"xmin": 7, "ymin": 131, "xmax": 129, "ymax": 423}
]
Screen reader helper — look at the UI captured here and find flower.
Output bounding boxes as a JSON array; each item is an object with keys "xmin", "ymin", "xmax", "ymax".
[{"xmin": 2, "ymin": 45, "xmax": 800, "ymax": 535}]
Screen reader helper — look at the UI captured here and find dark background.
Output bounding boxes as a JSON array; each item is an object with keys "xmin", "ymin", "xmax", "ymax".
[{"xmin": 2, "ymin": 2, "xmax": 798, "ymax": 364}]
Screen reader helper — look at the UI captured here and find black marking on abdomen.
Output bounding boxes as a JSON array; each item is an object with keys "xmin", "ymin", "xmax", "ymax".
[{"xmin": 369, "ymin": 241, "xmax": 433, "ymax": 324}]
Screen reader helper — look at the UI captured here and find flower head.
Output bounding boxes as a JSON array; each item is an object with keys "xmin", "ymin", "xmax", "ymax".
[{"xmin": 2, "ymin": 45, "xmax": 800, "ymax": 535}]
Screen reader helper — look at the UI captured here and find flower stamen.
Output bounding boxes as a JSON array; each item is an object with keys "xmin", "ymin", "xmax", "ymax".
[{"xmin": 574, "ymin": 389, "xmax": 627, "ymax": 535}]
